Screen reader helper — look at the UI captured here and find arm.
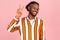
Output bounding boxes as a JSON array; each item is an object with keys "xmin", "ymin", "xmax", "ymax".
[
  {"xmin": 39, "ymin": 19, "xmax": 46, "ymax": 40},
  {"xmin": 43, "ymin": 23, "xmax": 46, "ymax": 40},
  {"xmin": 39, "ymin": 19, "xmax": 43, "ymax": 40},
  {"xmin": 7, "ymin": 18, "xmax": 20, "ymax": 32},
  {"xmin": 7, "ymin": 5, "xmax": 23, "ymax": 32}
]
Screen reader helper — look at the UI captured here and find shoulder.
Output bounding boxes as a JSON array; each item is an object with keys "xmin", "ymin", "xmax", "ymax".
[
  {"xmin": 22, "ymin": 17, "xmax": 25, "ymax": 19},
  {"xmin": 37, "ymin": 17, "xmax": 43, "ymax": 22},
  {"xmin": 18, "ymin": 17, "xmax": 26, "ymax": 23},
  {"xmin": 37, "ymin": 17, "xmax": 43, "ymax": 25},
  {"xmin": 19, "ymin": 17, "xmax": 25, "ymax": 21},
  {"xmin": 21, "ymin": 17, "xmax": 26, "ymax": 21}
]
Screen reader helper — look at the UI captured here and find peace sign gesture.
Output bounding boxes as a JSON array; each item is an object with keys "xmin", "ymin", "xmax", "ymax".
[{"xmin": 15, "ymin": 5, "xmax": 23, "ymax": 19}]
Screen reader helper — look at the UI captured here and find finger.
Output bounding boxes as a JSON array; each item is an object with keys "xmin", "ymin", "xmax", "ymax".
[
  {"xmin": 19, "ymin": 4, "xmax": 21, "ymax": 9},
  {"xmin": 19, "ymin": 4, "xmax": 24, "ymax": 11},
  {"xmin": 20, "ymin": 5, "xmax": 23, "ymax": 9}
]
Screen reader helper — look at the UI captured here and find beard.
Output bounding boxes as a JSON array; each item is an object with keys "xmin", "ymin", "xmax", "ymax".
[{"xmin": 30, "ymin": 11, "xmax": 37, "ymax": 17}]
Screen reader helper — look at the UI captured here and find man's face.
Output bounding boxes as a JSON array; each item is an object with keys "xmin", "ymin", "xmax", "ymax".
[{"xmin": 28, "ymin": 4, "xmax": 39, "ymax": 17}]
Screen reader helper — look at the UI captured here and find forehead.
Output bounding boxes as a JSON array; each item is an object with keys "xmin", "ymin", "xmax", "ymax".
[{"xmin": 30, "ymin": 4, "xmax": 39, "ymax": 8}]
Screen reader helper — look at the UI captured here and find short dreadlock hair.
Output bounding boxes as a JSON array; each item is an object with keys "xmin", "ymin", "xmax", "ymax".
[{"xmin": 26, "ymin": 1, "xmax": 39, "ymax": 11}]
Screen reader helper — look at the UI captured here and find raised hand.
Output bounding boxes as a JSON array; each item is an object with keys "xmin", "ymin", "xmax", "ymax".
[{"xmin": 15, "ymin": 5, "xmax": 23, "ymax": 19}]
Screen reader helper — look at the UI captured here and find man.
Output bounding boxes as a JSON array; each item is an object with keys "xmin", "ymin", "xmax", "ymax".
[{"xmin": 7, "ymin": 1, "xmax": 46, "ymax": 40}]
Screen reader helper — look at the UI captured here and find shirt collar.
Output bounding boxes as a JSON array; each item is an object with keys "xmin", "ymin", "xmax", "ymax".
[{"xmin": 26, "ymin": 16, "xmax": 36, "ymax": 21}]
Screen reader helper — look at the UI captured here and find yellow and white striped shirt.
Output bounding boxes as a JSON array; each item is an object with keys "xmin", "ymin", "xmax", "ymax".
[{"xmin": 7, "ymin": 17, "xmax": 46, "ymax": 40}]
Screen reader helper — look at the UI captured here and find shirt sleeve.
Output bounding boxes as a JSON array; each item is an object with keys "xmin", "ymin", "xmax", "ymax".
[
  {"xmin": 43, "ymin": 22, "xmax": 46, "ymax": 40},
  {"xmin": 7, "ymin": 17, "xmax": 21, "ymax": 32}
]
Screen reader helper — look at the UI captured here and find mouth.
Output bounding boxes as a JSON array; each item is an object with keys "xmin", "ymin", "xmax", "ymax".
[
  {"xmin": 33, "ymin": 11, "xmax": 37, "ymax": 15},
  {"xmin": 33, "ymin": 12, "xmax": 36, "ymax": 13},
  {"xmin": 30, "ymin": 11, "xmax": 38, "ymax": 17}
]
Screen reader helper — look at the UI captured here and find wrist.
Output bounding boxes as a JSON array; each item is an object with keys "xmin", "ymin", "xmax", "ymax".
[
  {"xmin": 15, "ymin": 16, "xmax": 19, "ymax": 19},
  {"xmin": 14, "ymin": 17, "xmax": 19, "ymax": 21}
]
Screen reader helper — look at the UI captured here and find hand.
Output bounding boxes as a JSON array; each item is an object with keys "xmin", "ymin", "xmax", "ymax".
[{"xmin": 15, "ymin": 5, "xmax": 23, "ymax": 19}]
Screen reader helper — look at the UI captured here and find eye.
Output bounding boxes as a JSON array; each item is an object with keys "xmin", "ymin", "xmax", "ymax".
[
  {"xmin": 32, "ymin": 8, "xmax": 35, "ymax": 10},
  {"xmin": 32, "ymin": 7, "xmax": 36, "ymax": 10}
]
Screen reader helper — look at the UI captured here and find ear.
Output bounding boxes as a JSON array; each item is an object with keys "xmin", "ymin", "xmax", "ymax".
[{"xmin": 28, "ymin": 6, "xmax": 30, "ymax": 11}]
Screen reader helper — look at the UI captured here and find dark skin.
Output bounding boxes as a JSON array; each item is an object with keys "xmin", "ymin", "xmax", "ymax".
[
  {"xmin": 7, "ymin": 3, "xmax": 46, "ymax": 40},
  {"xmin": 9, "ymin": 4, "xmax": 39, "ymax": 32},
  {"xmin": 15, "ymin": 3, "xmax": 39, "ymax": 20},
  {"xmin": 28, "ymin": 3, "xmax": 39, "ymax": 20}
]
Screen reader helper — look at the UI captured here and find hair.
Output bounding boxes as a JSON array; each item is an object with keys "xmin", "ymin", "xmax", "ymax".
[{"xmin": 26, "ymin": 1, "xmax": 39, "ymax": 11}]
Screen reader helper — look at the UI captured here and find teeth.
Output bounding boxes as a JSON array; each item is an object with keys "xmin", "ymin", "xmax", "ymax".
[{"xmin": 33, "ymin": 12, "xmax": 36, "ymax": 13}]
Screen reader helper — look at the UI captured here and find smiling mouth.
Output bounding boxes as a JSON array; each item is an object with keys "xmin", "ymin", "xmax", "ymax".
[
  {"xmin": 33, "ymin": 12, "xmax": 37, "ymax": 14},
  {"xmin": 33, "ymin": 12, "xmax": 36, "ymax": 13}
]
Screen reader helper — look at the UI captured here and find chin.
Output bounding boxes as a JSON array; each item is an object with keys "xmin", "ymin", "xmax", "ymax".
[
  {"xmin": 32, "ymin": 14, "xmax": 37, "ymax": 17},
  {"xmin": 30, "ymin": 12, "xmax": 37, "ymax": 17}
]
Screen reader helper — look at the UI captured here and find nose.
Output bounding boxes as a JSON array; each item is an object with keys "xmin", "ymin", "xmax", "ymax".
[
  {"xmin": 32, "ymin": 8, "xmax": 39, "ymax": 12},
  {"xmin": 34, "ymin": 9, "xmax": 38, "ymax": 13},
  {"xmin": 35, "ymin": 9, "xmax": 38, "ymax": 12}
]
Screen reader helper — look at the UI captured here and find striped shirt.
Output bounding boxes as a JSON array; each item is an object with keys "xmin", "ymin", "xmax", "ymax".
[{"xmin": 7, "ymin": 17, "xmax": 45, "ymax": 40}]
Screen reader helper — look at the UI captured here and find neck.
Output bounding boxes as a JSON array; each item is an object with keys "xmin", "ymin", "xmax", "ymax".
[{"xmin": 28, "ymin": 13, "xmax": 35, "ymax": 20}]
